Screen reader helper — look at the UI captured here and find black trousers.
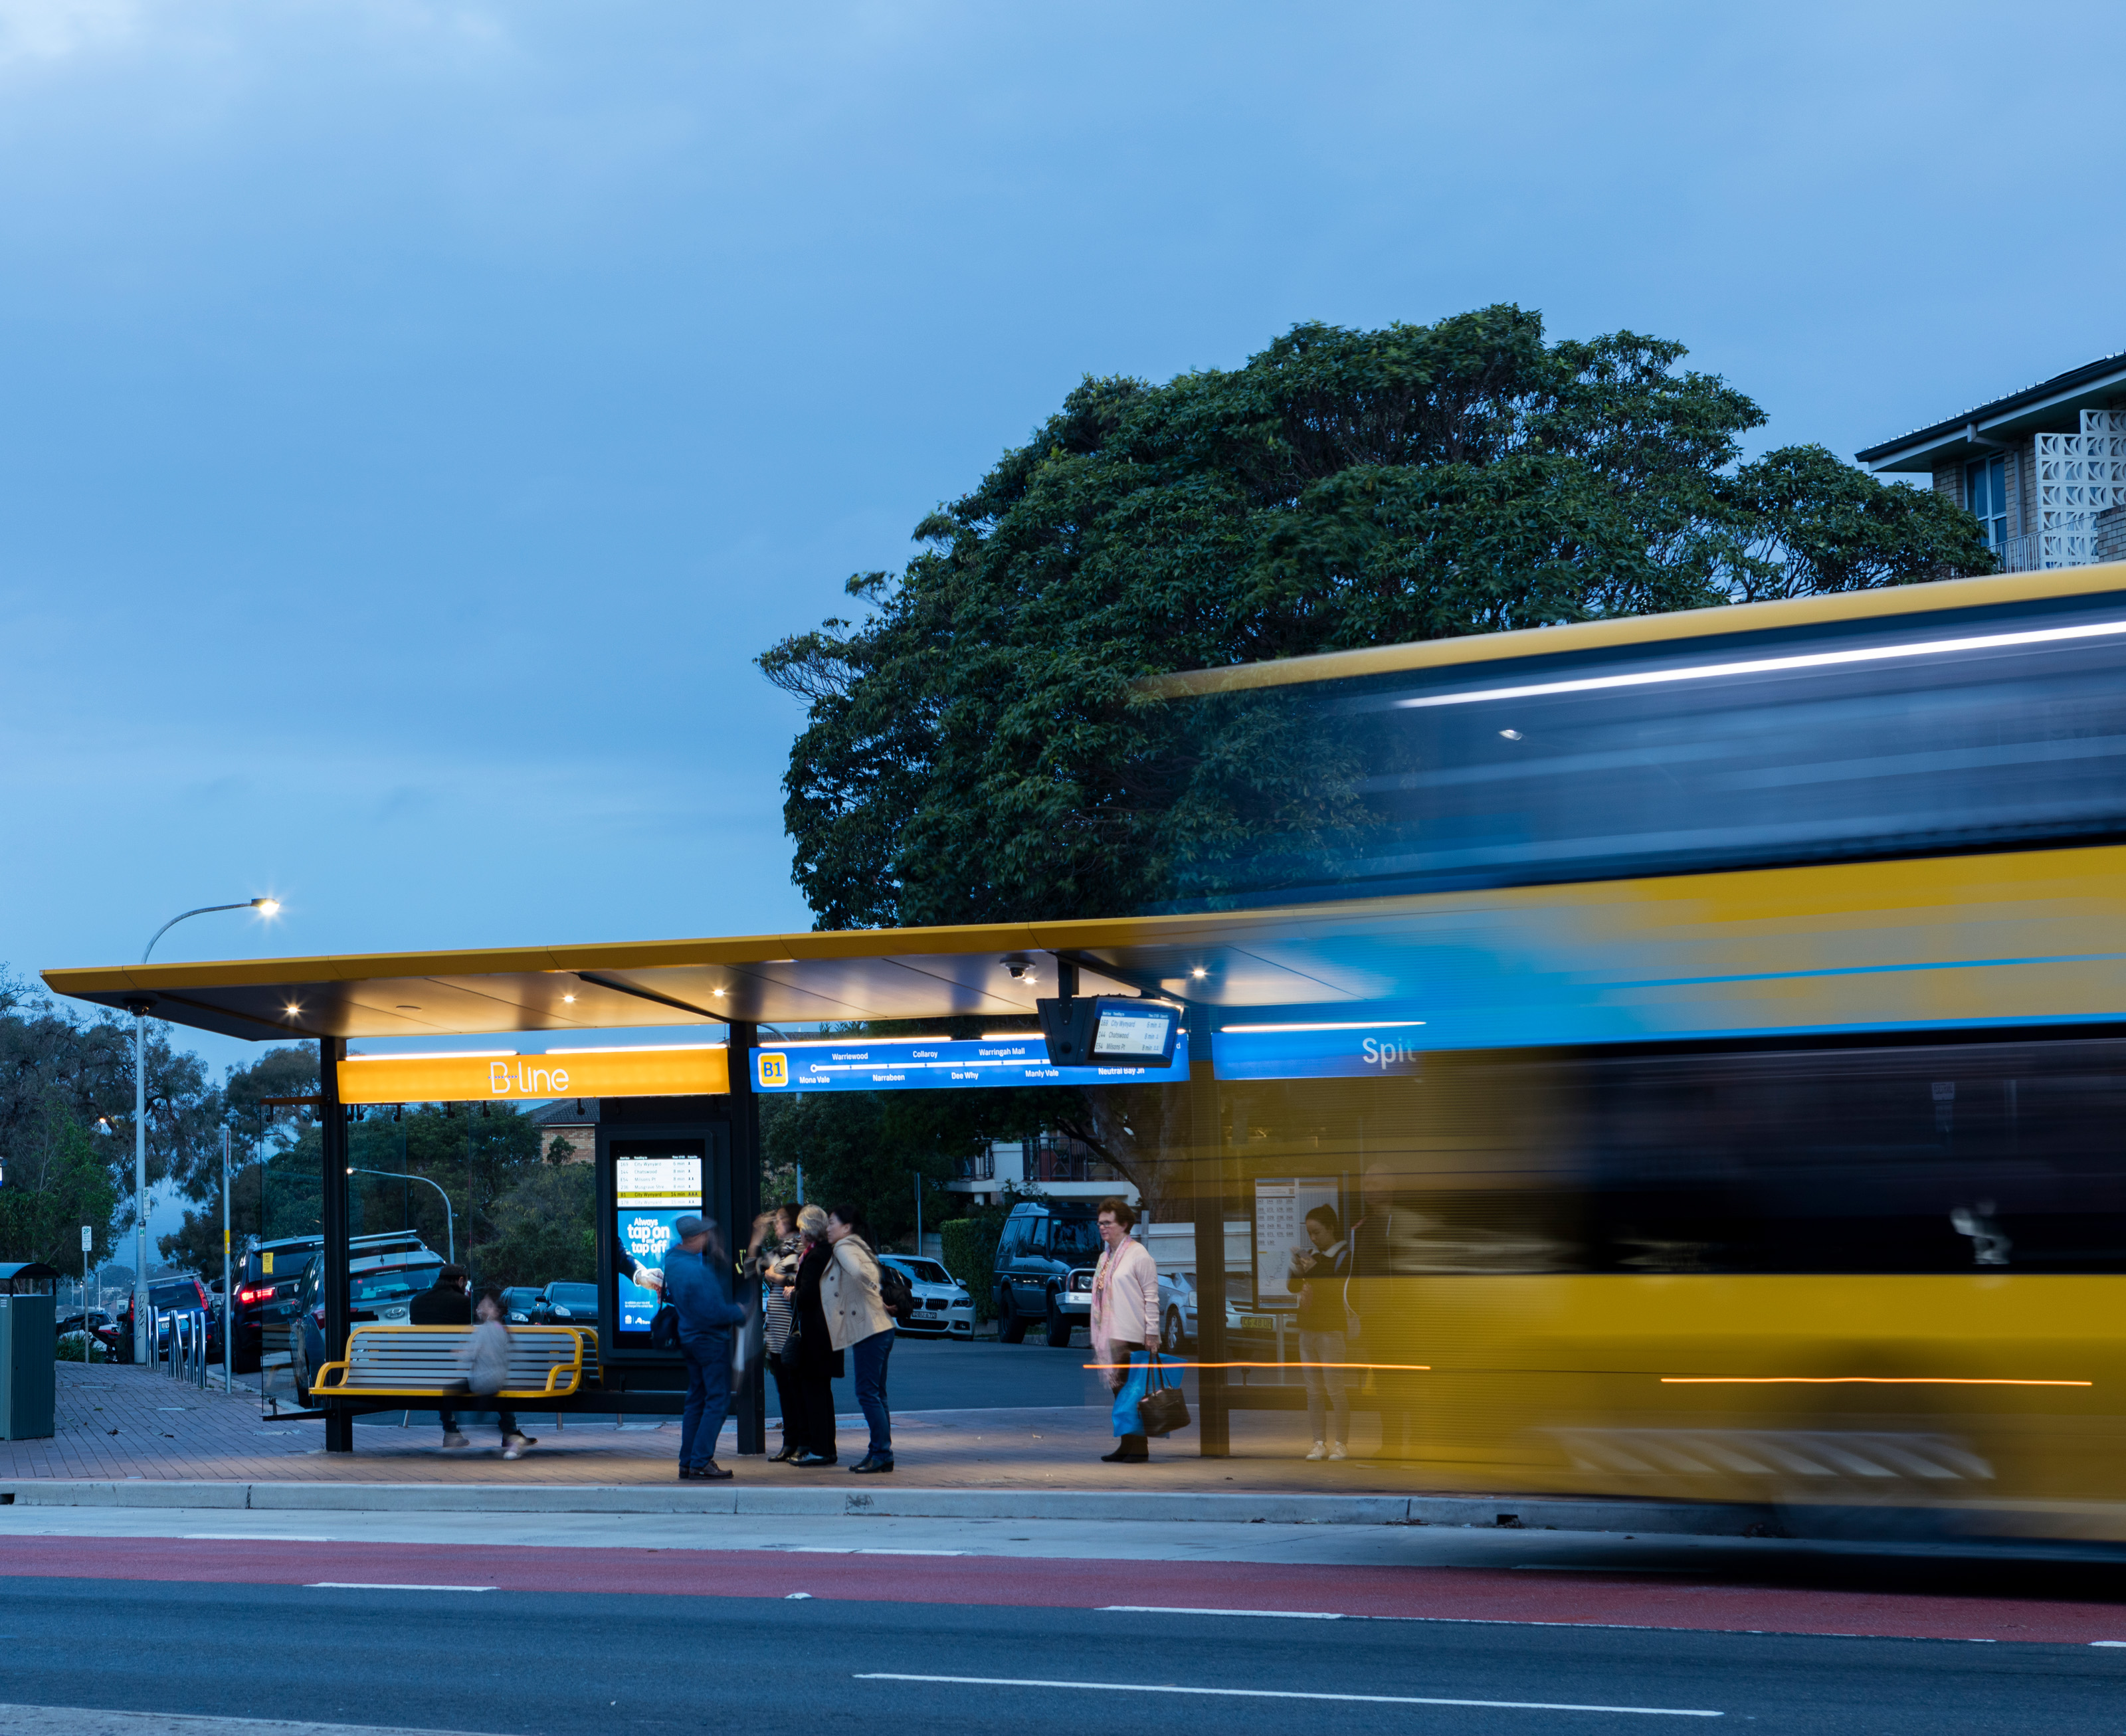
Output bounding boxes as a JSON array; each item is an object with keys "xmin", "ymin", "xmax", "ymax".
[
  {"xmin": 793, "ymin": 1363, "xmax": 838, "ymax": 1459},
  {"xmin": 767, "ymin": 1355, "xmax": 801, "ymax": 1442}
]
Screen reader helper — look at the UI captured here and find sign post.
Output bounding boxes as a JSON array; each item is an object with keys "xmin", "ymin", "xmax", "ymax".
[
  {"xmin": 221, "ymin": 1127, "xmax": 232, "ymax": 1391},
  {"xmin": 80, "ymin": 1225, "xmax": 93, "ymax": 1363}
]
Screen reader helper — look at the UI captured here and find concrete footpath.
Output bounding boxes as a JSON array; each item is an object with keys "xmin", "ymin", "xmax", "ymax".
[{"xmin": 3, "ymin": 1360, "xmax": 1771, "ymax": 1537}]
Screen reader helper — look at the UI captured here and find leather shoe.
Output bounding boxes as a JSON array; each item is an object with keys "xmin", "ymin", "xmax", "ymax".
[
  {"xmin": 769, "ymin": 1442, "xmax": 802, "ymax": 1464},
  {"xmin": 791, "ymin": 1451, "xmax": 838, "ymax": 1467},
  {"xmin": 849, "ymin": 1453, "xmax": 894, "ymax": 1474},
  {"xmin": 695, "ymin": 1460, "xmax": 734, "ymax": 1482},
  {"xmin": 1101, "ymin": 1446, "xmax": 1149, "ymax": 1463}
]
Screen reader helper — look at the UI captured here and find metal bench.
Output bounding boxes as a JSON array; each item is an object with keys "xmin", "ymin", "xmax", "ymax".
[{"xmin": 310, "ymin": 1325, "xmax": 593, "ymax": 1400}]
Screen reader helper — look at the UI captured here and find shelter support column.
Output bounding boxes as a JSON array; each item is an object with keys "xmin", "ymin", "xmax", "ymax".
[
  {"xmin": 729, "ymin": 1021, "xmax": 765, "ymax": 1456},
  {"xmin": 320, "ymin": 1036, "xmax": 353, "ymax": 1453},
  {"xmin": 1186, "ymin": 1003, "xmax": 1228, "ymax": 1457}
]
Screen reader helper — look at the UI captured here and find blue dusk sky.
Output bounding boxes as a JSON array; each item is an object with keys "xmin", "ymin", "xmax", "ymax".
[{"xmin": 7, "ymin": 0, "xmax": 2125, "ymax": 1097}]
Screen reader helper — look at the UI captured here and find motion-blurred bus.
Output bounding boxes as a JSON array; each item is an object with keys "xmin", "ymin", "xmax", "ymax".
[{"xmin": 1149, "ymin": 561, "xmax": 2126, "ymax": 1539}]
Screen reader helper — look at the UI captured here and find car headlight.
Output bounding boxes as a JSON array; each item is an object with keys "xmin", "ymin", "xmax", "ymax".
[{"xmin": 552, "ymin": 1305, "xmax": 573, "ymax": 1317}]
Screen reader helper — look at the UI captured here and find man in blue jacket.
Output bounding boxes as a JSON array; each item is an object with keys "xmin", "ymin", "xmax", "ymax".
[{"xmin": 663, "ymin": 1214, "xmax": 747, "ymax": 1481}]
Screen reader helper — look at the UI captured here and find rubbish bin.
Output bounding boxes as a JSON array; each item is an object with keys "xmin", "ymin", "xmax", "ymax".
[{"xmin": 0, "ymin": 1262, "xmax": 60, "ymax": 1441}]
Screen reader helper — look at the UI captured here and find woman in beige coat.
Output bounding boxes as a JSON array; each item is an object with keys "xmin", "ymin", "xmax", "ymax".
[
  {"xmin": 822, "ymin": 1204, "xmax": 898, "ymax": 1473},
  {"xmin": 1088, "ymin": 1196, "xmax": 1159, "ymax": 1464}
]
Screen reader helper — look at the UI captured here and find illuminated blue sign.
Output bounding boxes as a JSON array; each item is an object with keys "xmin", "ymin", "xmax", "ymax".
[
  {"xmin": 750, "ymin": 1033, "xmax": 1189, "ymax": 1093},
  {"xmin": 1210, "ymin": 1020, "xmax": 1427, "ymax": 1081}
]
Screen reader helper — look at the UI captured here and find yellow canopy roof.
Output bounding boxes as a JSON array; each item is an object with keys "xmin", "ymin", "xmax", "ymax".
[{"xmin": 39, "ymin": 904, "xmax": 1395, "ymax": 1042}]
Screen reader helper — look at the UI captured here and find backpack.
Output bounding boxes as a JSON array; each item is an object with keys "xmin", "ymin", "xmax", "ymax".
[{"xmin": 875, "ymin": 1258, "xmax": 916, "ymax": 1323}]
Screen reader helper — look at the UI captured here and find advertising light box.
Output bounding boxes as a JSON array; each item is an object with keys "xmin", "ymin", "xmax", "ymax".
[{"xmin": 751, "ymin": 1033, "xmax": 1189, "ymax": 1094}]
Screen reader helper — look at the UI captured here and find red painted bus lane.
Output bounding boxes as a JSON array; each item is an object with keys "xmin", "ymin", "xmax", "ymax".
[{"xmin": 4, "ymin": 1535, "xmax": 2124, "ymax": 1647}]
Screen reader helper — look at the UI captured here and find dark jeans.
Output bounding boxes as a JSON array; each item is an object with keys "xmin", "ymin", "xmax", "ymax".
[
  {"xmin": 793, "ymin": 1363, "xmax": 837, "ymax": 1459},
  {"xmin": 851, "ymin": 1327, "xmax": 894, "ymax": 1460},
  {"xmin": 679, "ymin": 1336, "xmax": 731, "ymax": 1469},
  {"xmin": 441, "ymin": 1405, "xmax": 519, "ymax": 1443}
]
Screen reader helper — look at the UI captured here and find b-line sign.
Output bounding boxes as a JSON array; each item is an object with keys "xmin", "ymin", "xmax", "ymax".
[{"xmin": 752, "ymin": 1034, "xmax": 1189, "ymax": 1093}]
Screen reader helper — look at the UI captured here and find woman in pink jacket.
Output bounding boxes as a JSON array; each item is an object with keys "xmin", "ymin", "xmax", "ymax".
[{"xmin": 1088, "ymin": 1196, "xmax": 1160, "ymax": 1464}]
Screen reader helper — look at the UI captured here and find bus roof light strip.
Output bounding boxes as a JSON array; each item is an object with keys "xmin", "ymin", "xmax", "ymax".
[{"xmin": 1392, "ymin": 619, "xmax": 2126, "ymax": 710}]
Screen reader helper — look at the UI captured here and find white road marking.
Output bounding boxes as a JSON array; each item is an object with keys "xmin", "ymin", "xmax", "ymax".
[
  {"xmin": 856, "ymin": 1674, "xmax": 1721, "ymax": 1717},
  {"xmin": 1100, "ymin": 1604, "xmax": 1343, "ymax": 1618},
  {"xmin": 305, "ymin": 1583, "xmax": 494, "ymax": 1592}
]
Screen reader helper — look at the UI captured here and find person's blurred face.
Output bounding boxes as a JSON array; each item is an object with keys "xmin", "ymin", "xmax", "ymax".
[
  {"xmin": 476, "ymin": 1294, "xmax": 500, "ymax": 1323},
  {"xmin": 777, "ymin": 1208, "xmax": 797, "ymax": 1236},
  {"xmin": 1098, "ymin": 1211, "xmax": 1127, "ymax": 1250},
  {"xmin": 826, "ymin": 1214, "xmax": 853, "ymax": 1244},
  {"xmin": 680, "ymin": 1232, "xmax": 709, "ymax": 1254},
  {"xmin": 1305, "ymin": 1218, "xmax": 1334, "ymax": 1252}
]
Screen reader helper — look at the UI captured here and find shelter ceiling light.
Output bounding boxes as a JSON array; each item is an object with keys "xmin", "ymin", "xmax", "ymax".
[
  {"xmin": 1190, "ymin": 967, "xmax": 1208, "ymax": 979},
  {"xmin": 561, "ymin": 993, "xmax": 576, "ymax": 1003}
]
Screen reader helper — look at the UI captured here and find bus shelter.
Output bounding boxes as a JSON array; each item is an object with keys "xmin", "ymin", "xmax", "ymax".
[{"xmin": 45, "ymin": 906, "xmax": 1423, "ymax": 1454}]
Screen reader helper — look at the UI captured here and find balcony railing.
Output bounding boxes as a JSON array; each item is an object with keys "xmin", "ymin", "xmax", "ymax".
[{"xmin": 1991, "ymin": 530, "xmax": 2042, "ymax": 574}]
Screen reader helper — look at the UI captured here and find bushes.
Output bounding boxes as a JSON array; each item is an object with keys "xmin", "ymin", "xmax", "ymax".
[{"xmin": 940, "ymin": 1212, "xmax": 1005, "ymax": 1322}]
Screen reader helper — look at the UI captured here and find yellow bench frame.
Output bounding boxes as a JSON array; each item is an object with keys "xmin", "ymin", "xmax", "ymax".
[{"xmin": 311, "ymin": 1324, "xmax": 597, "ymax": 1400}]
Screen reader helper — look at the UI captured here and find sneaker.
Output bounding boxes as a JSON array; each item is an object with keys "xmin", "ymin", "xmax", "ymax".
[
  {"xmin": 1305, "ymin": 1441, "xmax": 1327, "ymax": 1462},
  {"xmin": 441, "ymin": 1431, "xmax": 469, "ymax": 1450},
  {"xmin": 502, "ymin": 1434, "xmax": 533, "ymax": 1460},
  {"xmin": 1328, "ymin": 1443, "xmax": 1347, "ymax": 1461}
]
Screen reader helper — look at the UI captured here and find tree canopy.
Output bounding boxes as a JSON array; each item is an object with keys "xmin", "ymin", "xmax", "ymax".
[{"xmin": 761, "ymin": 307, "xmax": 1995, "ymax": 931}]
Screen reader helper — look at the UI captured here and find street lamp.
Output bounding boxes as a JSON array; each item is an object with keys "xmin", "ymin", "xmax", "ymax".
[
  {"xmin": 347, "ymin": 1166, "xmax": 456, "ymax": 1266},
  {"xmin": 130, "ymin": 898, "xmax": 279, "ymax": 1364}
]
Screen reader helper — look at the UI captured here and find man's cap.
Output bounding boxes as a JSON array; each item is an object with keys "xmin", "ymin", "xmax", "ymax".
[{"xmin": 674, "ymin": 1215, "xmax": 707, "ymax": 1240}]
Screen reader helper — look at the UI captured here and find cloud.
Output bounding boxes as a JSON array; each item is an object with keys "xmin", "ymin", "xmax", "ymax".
[{"xmin": 0, "ymin": 0, "xmax": 141, "ymax": 64}]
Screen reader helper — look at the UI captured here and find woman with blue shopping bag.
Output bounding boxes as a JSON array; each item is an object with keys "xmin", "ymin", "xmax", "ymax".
[{"xmin": 1088, "ymin": 1197, "xmax": 1161, "ymax": 1464}]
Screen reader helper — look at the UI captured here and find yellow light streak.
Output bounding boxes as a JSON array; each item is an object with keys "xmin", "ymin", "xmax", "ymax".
[
  {"xmin": 1085, "ymin": 1361, "xmax": 1430, "ymax": 1372},
  {"xmin": 1660, "ymin": 1376, "xmax": 2091, "ymax": 1387}
]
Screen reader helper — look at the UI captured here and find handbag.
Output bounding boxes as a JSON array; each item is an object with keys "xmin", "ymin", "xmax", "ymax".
[
  {"xmin": 649, "ymin": 1302, "xmax": 680, "ymax": 1353},
  {"xmin": 1136, "ymin": 1352, "xmax": 1191, "ymax": 1437}
]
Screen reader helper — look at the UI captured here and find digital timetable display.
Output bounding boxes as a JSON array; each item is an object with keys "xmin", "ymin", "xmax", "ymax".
[{"xmin": 611, "ymin": 1140, "xmax": 704, "ymax": 1345}]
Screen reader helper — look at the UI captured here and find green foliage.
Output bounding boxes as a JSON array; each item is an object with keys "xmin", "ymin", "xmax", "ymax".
[
  {"xmin": 470, "ymin": 1157, "xmax": 595, "ymax": 1291},
  {"xmin": 1711, "ymin": 442, "xmax": 1998, "ymax": 601},
  {"xmin": 940, "ymin": 1208, "xmax": 1007, "ymax": 1321},
  {"xmin": 760, "ymin": 308, "xmax": 1996, "ymax": 931},
  {"xmin": 0, "ymin": 971, "xmax": 225, "ymax": 1252},
  {"xmin": 56, "ymin": 1333, "xmax": 109, "ymax": 1363},
  {"xmin": 0, "ymin": 1097, "xmax": 117, "ymax": 1270}
]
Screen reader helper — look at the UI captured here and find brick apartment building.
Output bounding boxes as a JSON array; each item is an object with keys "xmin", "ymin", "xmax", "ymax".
[{"xmin": 1857, "ymin": 350, "xmax": 2126, "ymax": 573}]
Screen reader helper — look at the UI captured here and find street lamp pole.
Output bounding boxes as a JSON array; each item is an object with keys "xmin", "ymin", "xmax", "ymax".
[
  {"xmin": 347, "ymin": 1167, "xmax": 456, "ymax": 1266},
  {"xmin": 130, "ymin": 898, "xmax": 280, "ymax": 1365}
]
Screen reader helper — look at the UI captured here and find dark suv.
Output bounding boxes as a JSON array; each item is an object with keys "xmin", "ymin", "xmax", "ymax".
[
  {"xmin": 993, "ymin": 1201, "xmax": 1103, "ymax": 1347},
  {"xmin": 231, "ymin": 1236, "xmax": 323, "ymax": 1373},
  {"xmin": 288, "ymin": 1234, "xmax": 442, "ymax": 1402},
  {"xmin": 118, "ymin": 1274, "xmax": 221, "ymax": 1362}
]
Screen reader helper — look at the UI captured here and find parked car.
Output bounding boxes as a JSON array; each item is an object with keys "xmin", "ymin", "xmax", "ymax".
[
  {"xmin": 231, "ymin": 1234, "xmax": 323, "ymax": 1374},
  {"xmin": 878, "ymin": 1254, "xmax": 973, "ymax": 1339},
  {"xmin": 118, "ymin": 1275, "xmax": 221, "ymax": 1361},
  {"xmin": 1156, "ymin": 1271, "xmax": 1243, "ymax": 1354},
  {"xmin": 531, "ymin": 1282, "xmax": 601, "ymax": 1331},
  {"xmin": 993, "ymin": 1201, "xmax": 1104, "ymax": 1347},
  {"xmin": 500, "ymin": 1286, "xmax": 541, "ymax": 1325},
  {"xmin": 55, "ymin": 1309, "xmax": 114, "ymax": 1339},
  {"xmin": 289, "ymin": 1238, "xmax": 442, "ymax": 1402}
]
